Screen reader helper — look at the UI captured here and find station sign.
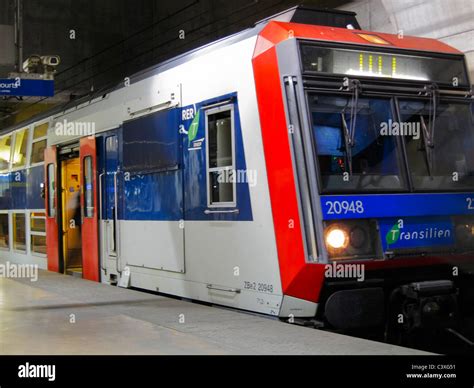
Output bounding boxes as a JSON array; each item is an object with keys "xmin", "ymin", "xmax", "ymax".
[{"xmin": 0, "ymin": 78, "xmax": 54, "ymax": 97}]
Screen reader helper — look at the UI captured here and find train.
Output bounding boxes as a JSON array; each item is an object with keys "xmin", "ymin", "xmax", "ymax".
[{"xmin": 1, "ymin": 6, "xmax": 473, "ymax": 343}]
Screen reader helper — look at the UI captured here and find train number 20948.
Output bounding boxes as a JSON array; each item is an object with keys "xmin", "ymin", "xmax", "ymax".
[
  {"xmin": 325, "ymin": 200, "xmax": 364, "ymax": 215},
  {"xmin": 244, "ymin": 281, "xmax": 274, "ymax": 293}
]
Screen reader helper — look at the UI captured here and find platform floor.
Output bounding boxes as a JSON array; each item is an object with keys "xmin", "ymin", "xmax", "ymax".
[{"xmin": 0, "ymin": 270, "xmax": 429, "ymax": 355}]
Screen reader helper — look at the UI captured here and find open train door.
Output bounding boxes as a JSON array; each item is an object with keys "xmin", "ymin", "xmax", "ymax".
[
  {"xmin": 45, "ymin": 146, "xmax": 60, "ymax": 273},
  {"xmin": 80, "ymin": 136, "xmax": 100, "ymax": 281}
]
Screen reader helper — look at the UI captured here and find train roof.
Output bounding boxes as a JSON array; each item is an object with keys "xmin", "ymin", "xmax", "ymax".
[
  {"xmin": 254, "ymin": 21, "xmax": 462, "ymax": 58},
  {"xmin": 1, "ymin": 5, "xmax": 465, "ymax": 135}
]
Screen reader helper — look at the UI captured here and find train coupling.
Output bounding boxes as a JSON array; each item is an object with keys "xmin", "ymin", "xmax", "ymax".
[{"xmin": 398, "ymin": 280, "xmax": 458, "ymax": 330}]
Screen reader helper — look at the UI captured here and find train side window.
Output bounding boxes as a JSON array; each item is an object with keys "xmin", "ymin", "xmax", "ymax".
[
  {"xmin": 47, "ymin": 163, "xmax": 56, "ymax": 218},
  {"xmin": 12, "ymin": 127, "xmax": 29, "ymax": 169},
  {"xmin": 205, "ymin": 105, "xmax": 235, "ymax": 207},
  {"xmin": 0, "ymin": 213, "xmax": 9, "ymax": 249},
  {"xmin": 33, "ymin": 123, "xmax": 48, "ymax": 139},
  {"xmin": 31, "ymin": 123, "xmax": 48, "ymax": 165},
  {"xmin": 0, "ymin": 135, "xmax": 12, "ymax": 172},
  {"xmin": 13, "ymin": 213, "xmax": 26, "ymax": 252},
  {"xmin": 122, "ymin": 108, "xmax": 179, "ymax": 174},
  {"xmin": 30, "ymin": 212, "xmax": 46, "ymax": 255},
  {"xmin": 83, "ymin": 156, "xmax": 94, "ymax": 218}
]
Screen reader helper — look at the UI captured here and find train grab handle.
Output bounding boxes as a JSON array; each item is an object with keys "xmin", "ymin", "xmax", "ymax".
[
  {"xmin": 114, "ymin": 171, "xmax": 122, "ymax": 274},
  {"xmin": 204, "ymin": 209, "xmax": 239, "ymax": 214},
  {"xmin": 98, "ymin": 172, "xmax": 105, "ymax": 271},
  {"xmin": 207, "ymin": 284, "xmax": 241, "ymax": 294}
]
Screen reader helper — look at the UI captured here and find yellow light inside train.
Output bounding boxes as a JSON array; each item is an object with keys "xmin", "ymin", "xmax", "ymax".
[
  {"xmin": 359, "ymin": 54, "xmax": 364, "ymax": 71},
  {"xmin": 369, "ymin": 55, "xmax": 373, "ymax": 72},
  {"xmin": 326, "ymin": 228, "xmax": 349, "ymax": 249},
  {"xmin": 378, "ymin": 56, "xmax": 383, "ymax": 74},
  {"xmin": 0, "ymin": 152, "xmax": 9, "ymax": 162},
  {"xmin": 392, "ymin": 57, "xmax": 397, "ymax": 75}
]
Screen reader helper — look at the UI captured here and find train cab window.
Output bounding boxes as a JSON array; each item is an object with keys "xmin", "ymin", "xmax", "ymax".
[
  {"xmin": 0, "ymin": 213, "xmax": 9, "ymax": 249},
  {"xmin": 206, "ymin": 105, "xmax": 235, "ymax": 207},
  {"xmin": 309, "ymin": 94, "xmax": 406, "ymax": 193},
  {"xmin": 0, "ymin": 135, "xmax": 12, "ymax": 172},
  {"xmin": 83, "ymin": 156, "xmax": 94, "ymax": 218},
  {"xmin": 12, "ymin": 128, "xmax": 29, "ymax": 169},
  {"xmin": 30, "ymin": 123, "xmax": 48, "ymax": 165},
  {"xmin": 398, "ymin": 99, "xmax": 474, "ymax": 191},
  {"xmin": 13, "ymin": 213, "xmax": 26, "ymax": 252},
  {"xmin": 30, "ymin": 212, "xmax": 46, "ymax": 255},
  {"xmin": 47, "ymin": 163, "xmax": 56, "ymax": 218}
]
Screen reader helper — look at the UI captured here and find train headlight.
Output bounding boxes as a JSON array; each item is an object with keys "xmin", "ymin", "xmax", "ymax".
[
  {"xmin": 350, "ymin": 226, "xmax": 367, "ymax": 249},
  {"xmin": 324, "ymin": 220, "xmax": 380, "ymax": 260},
  {"xmin": 325, "ymin": 226, "xmax": 349, "ymax": 249}
]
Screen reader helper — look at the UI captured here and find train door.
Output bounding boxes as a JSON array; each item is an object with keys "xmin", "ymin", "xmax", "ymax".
[
  {"xmin": 80, "ymin": 137, "xmax": 100, "ymax": 281},
  {"xmin": 45, "ymin": 146, "xmax": 61, "ymax": 273},
  {"xmin": 44, "ymin": 139, "xmax": 100, "ymax": 281},
  {"xmin": 60, "ymin": 153, "xmax": 82, "ymax": 276},
  {"xmin": 45, "ymin": 144, "xmax": 84, "ymax": 276},
  {"xmin": 101, "ymin": 134, "xmax": 119, "ymax": 278}
]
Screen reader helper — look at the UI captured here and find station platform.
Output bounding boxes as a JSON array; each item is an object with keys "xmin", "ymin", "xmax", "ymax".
[{"xmin": 0, "ymin": 270, "xmax": 429, "ymax": 355}]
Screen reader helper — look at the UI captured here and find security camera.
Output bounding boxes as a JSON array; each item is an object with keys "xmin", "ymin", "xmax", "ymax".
[
  {"xmin": 41, "ymin": 56, "xmax": 61, "ymax": 67},
  {"xmin": 22, "ymin": 55, "xmax": 42, "ymax": 73}
]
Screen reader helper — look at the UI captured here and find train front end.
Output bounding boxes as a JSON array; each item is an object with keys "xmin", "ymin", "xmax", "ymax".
[{"xmin": 253, "ymin": 8, "xmax": 474, "ymax": 344}]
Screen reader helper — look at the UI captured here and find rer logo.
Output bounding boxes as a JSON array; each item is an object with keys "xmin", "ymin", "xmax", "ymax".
[
  {"xmin": 381, "ymin": 217, "xmax": 455, "ymax": 250},
  {"xmin": 187, "ymin": 109, "xmax": 200, "ymax": 145},
  {"xmin": 180, "ymin": 105, "xmax": 203, "ymax": 150}
]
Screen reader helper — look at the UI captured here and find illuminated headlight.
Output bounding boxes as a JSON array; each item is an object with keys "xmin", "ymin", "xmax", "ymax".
[
  {"xmin": 326, "ymin": 227, "xmax": 349, "ymax": 249},
  {"xmin": 324, "ymin": 220, "xmax": 379, "ymax": 260}
]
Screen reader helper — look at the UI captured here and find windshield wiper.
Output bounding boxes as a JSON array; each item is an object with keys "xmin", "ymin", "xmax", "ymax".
[
  {"xmin": 419, "ymin": 83, "xmax": 439, "ymax": 176},
  {"xmin": 419, "ymin": 115, "xmax": 434, "ymax": 176},
  {"xmin": 426, "ymin": 83, "xmax": 439, "ymax": 146},
  {"xmin": 340, "ymin": 78, "xmax": 361, "ymax": 176},
  {"xmin": 341, "ymin": 113, "xmax": 353, "ymax": 175}
]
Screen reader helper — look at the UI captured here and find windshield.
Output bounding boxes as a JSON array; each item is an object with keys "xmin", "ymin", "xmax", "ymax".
[
  {"xmin": 309, "ymin": 94, "xmax": 406, "ymax": 192},
  {"xmin": 399, "ymin": 99, "xmax": 474, "ymax": 191}
]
